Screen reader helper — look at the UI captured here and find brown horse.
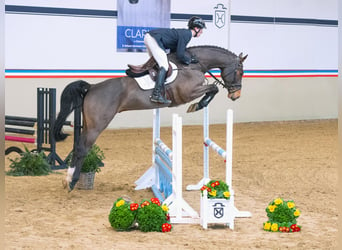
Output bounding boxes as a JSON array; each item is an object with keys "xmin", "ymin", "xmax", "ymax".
[{"xmin": 53, "ymin": 45, "xmax": 247, "ymax": 191}]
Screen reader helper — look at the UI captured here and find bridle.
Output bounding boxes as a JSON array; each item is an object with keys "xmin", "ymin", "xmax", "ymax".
[{"xmin": 199, "ymin": 60, "xmax": 243, "ymax": 94}]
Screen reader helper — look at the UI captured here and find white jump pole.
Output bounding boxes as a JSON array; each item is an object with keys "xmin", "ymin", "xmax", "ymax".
[
  {"xmin": 226, "ymin": 109, "xmax": 233, "ymax": 187},
  {"xmin": 186, "ymin": 107, "xmax": 210, "ymax": 190},
  {"xmin": 135, "ymin": 108, "xmax": 160, "ymax": 190},
  {"xmin": 186, "ymin": 107, "xmax": 252, "ymax": 220}
]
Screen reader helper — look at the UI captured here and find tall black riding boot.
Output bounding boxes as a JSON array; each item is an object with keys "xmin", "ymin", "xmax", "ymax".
[{"xmin": 150, "ymin": 67, "xmax": 171, "ymax": 104}]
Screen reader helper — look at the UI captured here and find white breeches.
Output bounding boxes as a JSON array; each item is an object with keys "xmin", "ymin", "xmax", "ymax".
[{"xmin": 144, "ymin": 33, "xmax": 169, "ymax": 69}]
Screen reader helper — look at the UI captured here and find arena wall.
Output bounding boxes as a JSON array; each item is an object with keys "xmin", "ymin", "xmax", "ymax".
[{"xmin": 4, "ymin": 0, "xmax": 338, "ymax": 128}]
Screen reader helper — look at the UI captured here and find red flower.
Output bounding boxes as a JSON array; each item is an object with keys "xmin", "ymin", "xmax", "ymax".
[
  {"xmin": 211, "ymin": 183, "xmax": 216, "ymax": 187},
  {"xmin": 279, "ymin": 227, "xmax": 283, "ymax": 232},
  {"xmin": 166, "ymin": 214, "xmax": 170, "ymax": 221},
  {"xmin": 151, "ymin": 198, "xmax": 161, "ymax": 206},
  {"xmin": 130, "ymin": 203, "xmax": 139, "ymax": 211},
  {"xmin": 141, "ymin": 201, "xmax": 150, "ymax": 208},
  {"xmin": 151, "ymin": 197, "xmax": 159, "ymax": 203},
  {"xmin": 290, "ymin": 224, "xmax": 297, "ymax": 230},
  {"xmin": 200, "ymin": 185, "xmax": 207, "ymax": 191},
  {"xmin": 162, "ymin": 223, "xmax": 172, "ymax": 232},
  {"xmin": 207, "ymin": 188, "xmax": 212, "ymax": 192},
  {"xmin": 214, "ymin": 181, "xmax": 220, "ymax": 186}
]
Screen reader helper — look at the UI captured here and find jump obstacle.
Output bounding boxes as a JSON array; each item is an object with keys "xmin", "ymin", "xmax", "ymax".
[
  {"xmin": 135, "ymin": 109, "xmax": 200, "ymax": 224},
  {"xmin": 5, "ymin": 115, "xmax": 37, "ymax": 154},
  {"xmin": 135, "ymin": 107, "xmax": 251, "ymax": 228},
  {"xmin": 186, "ymin": 107, "xmax": 252, "ymax": 228},
  {"xmin": 5, "ymin": 88, "xmax": 80, "ymax": 170}
]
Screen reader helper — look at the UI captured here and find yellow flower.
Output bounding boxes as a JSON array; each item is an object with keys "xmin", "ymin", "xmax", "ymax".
[
  {"xmin": 162, "ymin": 204, "xmax": 169, "ymax": 212},
  {"xmin": 209, "ymin": 190, "xmax": 217, "ymax": 197},
  {"xmin": 271, "ymin": 223, "xmax": 278, "ymax": 232},
  {"xmin": 264, "ymin": 222, "xmax": 271, "ymax": 230},
  {"xmin": 223, "ymin": 191, "xmax": 230, "ymax": 198},
  {"xmin": 268, "ymin": 205, "xmax": 276, "ymax": 212},
  {"xmin": 116, "ymin": 199, "xmax": 125, "ymax": 207},
  {"xmin": 287, "ymin": 202, "xmax": 295, "ymax": 209},
  {"xmin": 294, "ymin": 209, "xmax": 301, "ymax": 217},
  {"xmin": 274, "ymin": 198, "xmax": 283, "ymax": 205}
]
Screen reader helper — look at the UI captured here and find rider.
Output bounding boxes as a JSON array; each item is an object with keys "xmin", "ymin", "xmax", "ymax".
[{"xmin": 144, "ymin": 16, "xmax": 206, "ymax": 104}]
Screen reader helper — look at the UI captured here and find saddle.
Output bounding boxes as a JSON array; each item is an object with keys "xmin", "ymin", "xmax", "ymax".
[{"xmin": 127, "ymin": 57, "xmax": 173, "ymax": 80}]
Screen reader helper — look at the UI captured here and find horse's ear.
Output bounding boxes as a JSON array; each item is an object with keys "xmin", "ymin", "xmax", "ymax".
[{"xmin": 239, "ymin": 53, "xmax": 248, "ymax": 63}]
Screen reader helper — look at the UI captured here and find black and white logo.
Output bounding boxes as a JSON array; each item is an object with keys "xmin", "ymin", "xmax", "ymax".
[
  {"xmin": 214, "ymin": 4, "xmax": 227, "ymax": 29},
  {"xmin": 213, "ymin": 202, "xmax": 225, "ymax": 218}
]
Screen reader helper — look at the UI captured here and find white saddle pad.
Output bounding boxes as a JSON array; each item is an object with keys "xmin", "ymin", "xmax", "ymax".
[{"xmin": 135, "ymin": 62, "xmax": 178, "ymax": 90}]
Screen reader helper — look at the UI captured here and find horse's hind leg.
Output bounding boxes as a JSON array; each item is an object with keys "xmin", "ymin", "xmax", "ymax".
[{"xmin": 64, "ymin": 127, "xmax": 102, "ymax": 191}]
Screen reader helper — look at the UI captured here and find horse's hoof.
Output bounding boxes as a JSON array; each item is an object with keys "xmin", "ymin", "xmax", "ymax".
[
  {"xmin": 68, "ymin": 182, "xmax": 76, "ymax": 192},
  {"xmin": 187, "ymin": 103, "xmax": 198, "ymax": 113},
  {"xmin": 62, "ymin": 179, "xmax": 73, "ymax": 192},
  {"xmin": 62, "ymin": 179, "xmax": 68, "ymax": 189}
]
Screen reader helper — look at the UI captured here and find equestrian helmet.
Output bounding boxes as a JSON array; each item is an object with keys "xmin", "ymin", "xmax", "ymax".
[{"xmin": 188, "ymin": 16, "xmax": 206, "ymax": 29}]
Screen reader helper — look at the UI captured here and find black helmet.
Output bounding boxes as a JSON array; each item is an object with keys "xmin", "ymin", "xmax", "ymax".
[{"xmin": 188, "ymin": 16, "xmax": 206, "ymax": 29}]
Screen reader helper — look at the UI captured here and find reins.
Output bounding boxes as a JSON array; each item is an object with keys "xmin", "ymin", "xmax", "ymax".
[
  {"xmin": 206, "ymin": 70, "xmax": 227, "ymax": 88},
  {"xmin": 171, "ymin": 51, "xmax": 242, "ymax": 92},
  {"xmin": 197, "ymin": 61, "xmax": 234, "ymax": 89}
]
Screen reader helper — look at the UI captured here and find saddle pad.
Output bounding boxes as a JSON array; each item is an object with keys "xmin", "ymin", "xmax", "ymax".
[{"xmin": 135, "ymin": 62, "xmax": 178, "ymax": 90}]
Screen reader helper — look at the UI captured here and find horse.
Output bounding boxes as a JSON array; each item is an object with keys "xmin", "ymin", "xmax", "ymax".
[{"xmin": 53, "ymin": 45, "xmax": 247, "ymax": 191}]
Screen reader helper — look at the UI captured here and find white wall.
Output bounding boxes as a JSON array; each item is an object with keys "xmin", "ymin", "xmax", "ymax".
[
  {"xmin": 4, "ymin": 0, "xmax": 339, "ymax": 128},
  {"xmin": 5, "ymin": 76, "xmax": 337, "ymax": 128}
]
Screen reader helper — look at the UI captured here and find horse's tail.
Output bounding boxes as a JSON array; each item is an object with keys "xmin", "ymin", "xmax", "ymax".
[{"xmin": 53, "ymin": 80, "xmax": 91, "ymax": 142}]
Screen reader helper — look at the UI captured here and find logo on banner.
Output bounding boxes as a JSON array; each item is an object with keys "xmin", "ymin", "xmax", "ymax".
[
  {"xmin": 214, "ymin": 4, "xmax": 227, "ymax": 28},
  {"xmin": 213, "ymin": 202, "xmax": 225, "ymax": 218}
]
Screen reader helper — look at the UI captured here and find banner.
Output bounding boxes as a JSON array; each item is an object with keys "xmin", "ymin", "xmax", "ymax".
[{"xmin": 116, "ymin": 0, "xmax": 170, "ymax": 52}]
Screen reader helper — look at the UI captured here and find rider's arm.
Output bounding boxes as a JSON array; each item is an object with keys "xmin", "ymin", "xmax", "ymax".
[{"xmin": 175, "ymin": 30, "xmax": 192, "ymax": 65}]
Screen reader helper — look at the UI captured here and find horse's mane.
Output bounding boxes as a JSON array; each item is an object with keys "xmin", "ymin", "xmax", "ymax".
[{"xmin": 188, "ymin": 45, "xmax": 237, "ymax": 57}]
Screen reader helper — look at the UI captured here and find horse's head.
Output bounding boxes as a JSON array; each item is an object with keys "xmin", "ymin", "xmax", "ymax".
[{"xmin": 221, "ymin": 53, "xmax": 247, "ymax": 101}]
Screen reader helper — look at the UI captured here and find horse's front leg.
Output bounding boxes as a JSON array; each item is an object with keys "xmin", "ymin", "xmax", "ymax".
[{"xmin": 187, "ymin": 85, "xmax": 218, "ymax": 112}]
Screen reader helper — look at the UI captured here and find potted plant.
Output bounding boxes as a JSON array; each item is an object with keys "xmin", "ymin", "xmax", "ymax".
[
  {"xmin": 74, "ymin": 144, "xmax": 105, "ymax": 190},
  {"xmin": 200, "ymin": 179, "xmax": 234, "ymax": 229},
  {"xmin": 263, "ymin": 198, "xmax": 301, "ymax": 233}
]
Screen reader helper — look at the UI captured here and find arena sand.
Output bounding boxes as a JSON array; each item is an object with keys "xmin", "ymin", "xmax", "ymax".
[{"xmin": 4, "ymin": 119, "xmax": 337, "ymax": 249}]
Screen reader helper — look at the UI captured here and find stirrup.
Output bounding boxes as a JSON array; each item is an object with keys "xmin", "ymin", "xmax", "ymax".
[{"xmin": 150, "ymin": 94, "xmax": 171, "ymax": 104}]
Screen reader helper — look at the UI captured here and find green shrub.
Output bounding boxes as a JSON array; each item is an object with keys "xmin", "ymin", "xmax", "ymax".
[
  {"xmin": 6, "ymin": 146, "xmax": 51, "ymax": 176},
  {"xmin": 136, "ymin": 198, "xmax": 171, "ymax": 232},
  {"xmin": 108, "ymin": 197, "xmax": 138, "ymax": 231},
  {"xmin": 108, "ymin": 197, "xmax": 172, "ymax": 233},
  {"xmin": 263, "ymin": 198, "xmax": 302, "ymax": 233}
]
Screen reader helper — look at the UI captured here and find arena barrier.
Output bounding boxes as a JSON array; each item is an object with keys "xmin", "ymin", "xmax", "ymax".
[
  {"xmin": 135, "ymin": 109, "xmax": 200, "ymax": 224},
  {"xmin": 186, "ymin": 107, "xmax": 252, "ymax": 228},
  {"xmin": 5, "ymin": 88, "xmax": 79, "ymax": 170}
]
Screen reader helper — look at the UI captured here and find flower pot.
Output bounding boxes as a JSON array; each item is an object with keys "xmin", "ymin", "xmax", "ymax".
[
  {"xmin": 200, "ymin": 190, "xmax": 235, "ymax": 229},
  {"xmin": 205, "ymin": 199, "xmax": 231, "ymax": 222},
  {"xmin": 75, "ymin": 172, "xmax": 95, "ymax": 190}
]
